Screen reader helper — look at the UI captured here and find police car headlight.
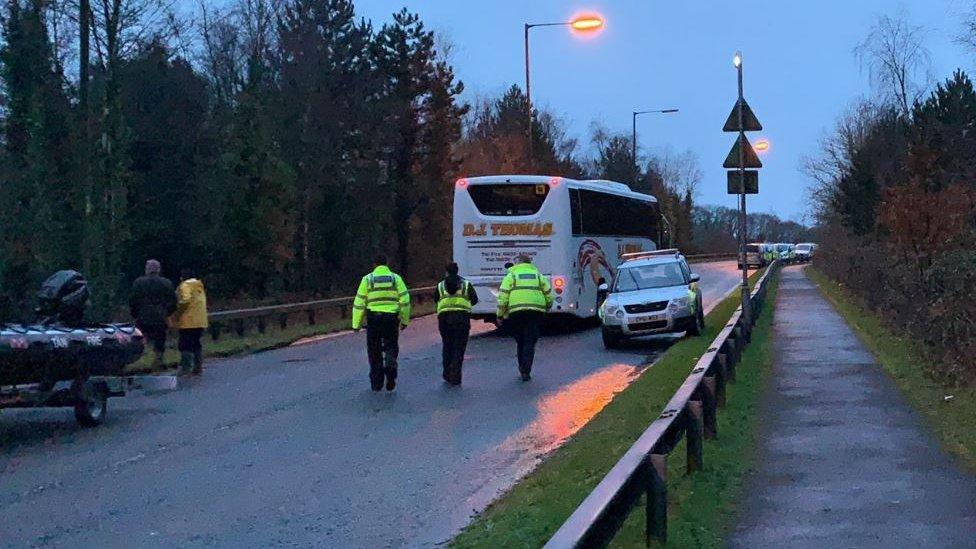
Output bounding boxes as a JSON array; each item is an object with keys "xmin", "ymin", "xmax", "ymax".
[
  {"xmin": 603, "ymin": 303, "xmax": 618, "ymax": 316},
  {"xmin": 615, "ymin": 309, "xmax": 625, "ymax": 319},
  {"xmin": 669, "ymin": 297, "xmax": 690, "ymax": 313}
]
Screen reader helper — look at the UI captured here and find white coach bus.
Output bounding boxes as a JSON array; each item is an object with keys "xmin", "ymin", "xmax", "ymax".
[{"xmin": 452, "ymin": 175, "xmax": 663, "ymax": 320}]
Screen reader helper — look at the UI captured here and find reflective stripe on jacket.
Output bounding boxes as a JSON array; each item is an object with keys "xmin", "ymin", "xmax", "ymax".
[
  {"xmin": 496, "ymin": 263, "xmax": 552, "ymax": 319},
  {"xmin": 437, "ymin": 279, "xmax": 473, "ymax": 314},
  {"xmin": 352, "ymin": 266, "xmax": 411, "ymax": 329}
]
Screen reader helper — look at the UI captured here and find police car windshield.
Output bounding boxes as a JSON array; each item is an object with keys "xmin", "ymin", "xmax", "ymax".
[
  {"xmin": 613, "ymin": 262, "xmax": 686, "ymax": 292},
  {"xmin": 796, "ymin": 244, "xmax": 812, "ymax": 252}
]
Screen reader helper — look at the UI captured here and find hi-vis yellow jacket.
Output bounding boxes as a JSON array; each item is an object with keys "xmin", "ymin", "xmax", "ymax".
[
  {"xmin": 496, "ymin": 263, "xmax": 552, "ymax": 319},
  {"xmin": 352, "ymin": 266, "xmax": 411, "ymax": 329}
]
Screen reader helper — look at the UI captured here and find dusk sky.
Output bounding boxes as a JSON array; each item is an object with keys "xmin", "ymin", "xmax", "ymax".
[{"xmin": 356, "ymin": 0, "xmax": 972, "ymax": 222}]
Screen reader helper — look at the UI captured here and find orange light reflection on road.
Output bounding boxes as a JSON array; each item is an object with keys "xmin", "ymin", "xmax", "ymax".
[{"xmin": 497, "ymin": 364, "xmax": 638, "ymax": 457}]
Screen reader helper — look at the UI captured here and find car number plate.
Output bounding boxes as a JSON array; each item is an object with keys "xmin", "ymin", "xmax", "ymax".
[{"xmin": 635, "ymin": 314, "xmax": 665, "ymax": 323}]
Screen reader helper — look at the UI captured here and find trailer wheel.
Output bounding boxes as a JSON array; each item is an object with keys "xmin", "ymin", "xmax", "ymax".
[{"xmin": 73, "ymin": 379, "xmax": 108, "ymax": 427}]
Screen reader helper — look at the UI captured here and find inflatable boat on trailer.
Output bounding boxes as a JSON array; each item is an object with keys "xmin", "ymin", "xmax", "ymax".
[{"xmin": 0, "ymin": 271, "xmax": 145, "ymax": 426}]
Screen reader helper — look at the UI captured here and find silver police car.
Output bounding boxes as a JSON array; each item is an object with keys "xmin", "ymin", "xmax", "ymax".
[{"xmin": 600, "ymin": 250, "xmax": 704, "ymax": 349}]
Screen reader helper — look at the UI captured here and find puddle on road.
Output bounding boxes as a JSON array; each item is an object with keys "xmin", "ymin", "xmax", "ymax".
[
  {"xmin": 498, "ymin": 363, "xmax": 642, "ymax": 458},
  {"xmin": 458, "ymin": 364, "xmax": 644, "ymax": 512}
]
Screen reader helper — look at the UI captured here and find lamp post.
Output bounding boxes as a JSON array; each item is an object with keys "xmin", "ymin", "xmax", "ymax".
[
  {"xmin": 631, "ymin": 108, "xmax": 679, "ymax": 183},
  {"xmin": 733, "ymin": 50, "xmax": 751, "ymax": 324},
  {"xmin": 524, "ymin": 15, "xmax": 604, "ymax": 170}
]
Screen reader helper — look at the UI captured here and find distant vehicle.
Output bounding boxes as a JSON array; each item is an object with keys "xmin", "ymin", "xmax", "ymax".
[
  {"xmin": 453, "ymin": 175, "xmax": 667, "ymax": 320},
  {"xmin": 599, "ymin": 249, "xmax": 704, "ymax": 349},
  {"xmin": 774, "ymin": 243, "xmax": 795, "ymax": 262},
  {"xmin": 794, "ymin": 242, "xmax": 816, "ymax": 262},
  {"xmin": 738, "ymin": 242, "xmax": 767, "ymax": 269}
]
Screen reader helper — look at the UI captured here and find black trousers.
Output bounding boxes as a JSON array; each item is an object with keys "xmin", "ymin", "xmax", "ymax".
[
  {"xmin": 178, "ymin": 328, "xmax": 203, "ymax": 353},
  {"xmin": 507, "ymin": 311, "xmax": 543, "ymax": 375},
  {"xmin": 366, "ymin": 312, "xmax": 400, "ymax": 388},
  {"xmin": 438, "ymin": 313, "xmax": 471, "ymax": 384},
  {"xmin": 139, "ymin": 323, "xmax": 167, "ymax": 354}
]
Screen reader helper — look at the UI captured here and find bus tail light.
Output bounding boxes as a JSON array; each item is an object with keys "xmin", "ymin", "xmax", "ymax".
[{"xmin": 552, "ymin": 275, "xmax": 566, "ymax": 295}]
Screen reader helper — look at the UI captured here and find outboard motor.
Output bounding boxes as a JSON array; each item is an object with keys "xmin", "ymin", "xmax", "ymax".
[{"xmin": 35, "ymin": 270, "xmax": 90, "ymax": 326}]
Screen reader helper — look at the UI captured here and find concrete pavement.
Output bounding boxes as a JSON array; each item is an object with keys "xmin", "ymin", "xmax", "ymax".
[
  {"xmin": 0, "ymin": 262, "xmax": 745, "ymax": 548},
  {"xmin": 730, "ymin": 266, "xmax": 976, "ymax": 548}
]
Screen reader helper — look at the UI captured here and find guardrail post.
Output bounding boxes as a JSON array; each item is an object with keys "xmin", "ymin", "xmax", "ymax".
[
  {"xmin": 702, "ymin": 375, "xmax": 718, "ymax": 439},
  {"xmin": 234, "ymin": 319, "xmax": 245, "ymax": 337},
  {"xmin": 279, "ymin": 313, "xmax": 288, "ymax": 330},
  {"xmin": 646, "ymin": 453, "xmax": 668, "ymax": 546},
  {"xmin": 339, "ymin": 305, "xmax": 348, "ymax": 319},
  {"xmin": 723, "ymin": 338, "xmax": 738, "ymax": 375},
  {"xmin": 257, "ymin": 317, "xmax": 267, "ymax": 334},
  {"xmin": 209, "ymin": 323, "xmax": 220, "ymax": 341},
  {"xmin": 715, "ymin": 354, "xmax": 729, "ymax": 404},
  {"xmin": 686, "ymin": 401, "xmax": 703, "ymax": 473},
  {"xmin": 307, "ymin": 309, "xmax": 316, "ymax": 326}
]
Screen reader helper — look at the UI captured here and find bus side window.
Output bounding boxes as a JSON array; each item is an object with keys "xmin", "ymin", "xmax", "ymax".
[{"xmin": 570, "ymin": 188, "xmax": 583, "ymax": 235}]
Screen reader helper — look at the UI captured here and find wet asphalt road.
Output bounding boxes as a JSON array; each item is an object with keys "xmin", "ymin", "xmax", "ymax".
[{"xmin": 0, "ymin": 261, "xmax": 745, "ymax": 548}]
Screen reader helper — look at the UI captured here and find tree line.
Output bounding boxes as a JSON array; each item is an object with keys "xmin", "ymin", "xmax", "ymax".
[
  {"xmin": 808, "ymin": 13, "xmax": 976, "ymax": 384},
  {"xmin": 0, "ymin": 0, "xmax": 802, "ymax": 320}
]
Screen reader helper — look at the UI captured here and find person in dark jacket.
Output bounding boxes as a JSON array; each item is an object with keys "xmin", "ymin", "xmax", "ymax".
[
  {"xmin": 434, "ymin": 262, "xmax": 478, "ymax": 386},
  {"xmin": 129, "ymin": 259, "xmax": 176, "ymax": 367}
]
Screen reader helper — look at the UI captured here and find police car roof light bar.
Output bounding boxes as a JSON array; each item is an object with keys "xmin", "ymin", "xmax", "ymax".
[{"xmin": 620, "ymin": 249, "xmax": 681, "ymax": 261}]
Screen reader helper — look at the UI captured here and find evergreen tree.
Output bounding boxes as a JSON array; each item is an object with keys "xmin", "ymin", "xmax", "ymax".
[
  {"xmin": 0, "ymin": 0, "xmax": 77, "ymax": 317},
  {"xmin": 276, "ymin": 0, "xmax": 380, "ymax": 291}
]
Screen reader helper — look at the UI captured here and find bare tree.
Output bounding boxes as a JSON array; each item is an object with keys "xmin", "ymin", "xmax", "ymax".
[
  {"xmin": 855, "ymin": 13, "xmax": 931, "ymax": 116},
  {"xmin": 646, "ymin": 147, "xmax": 702, "ymax": 197}
]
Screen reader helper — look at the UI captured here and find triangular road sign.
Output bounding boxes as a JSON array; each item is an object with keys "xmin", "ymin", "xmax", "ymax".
[
  {"xmin": 723, "ymin": 134, "xmax": 763, "ymax": 169},
  {"xmin": 723, "ymin": 98, "xmax": 763, "ymax": 132}
]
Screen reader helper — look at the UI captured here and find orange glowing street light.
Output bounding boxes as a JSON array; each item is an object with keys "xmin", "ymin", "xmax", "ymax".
[
  {"xmin": 570, "ymin": 15, "xmax": 604, "ymax": 31},
  {"xmin": 524, "ymin": 13, "xmax": 606, "ymax": 168},
  {"xmin": 754, "ymin": 138, "xmax": 770, "ymax": 153}
]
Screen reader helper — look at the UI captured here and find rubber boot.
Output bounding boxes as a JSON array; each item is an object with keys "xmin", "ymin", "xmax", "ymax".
[
  {"xmin": 192, "ymin": 349, "xmax": 203, "ymax": 375},
  {"xmin": 384, "ymin": 368, "xmax": 397, "ymax": 391},
  {"xmin": 179, "ymin": 352, "xmax": 194, "ymax": 377}
]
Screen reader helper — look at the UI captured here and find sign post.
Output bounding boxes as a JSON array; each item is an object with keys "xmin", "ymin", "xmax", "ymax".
[{"xmin": 723, "ymin": 51, "xmax": 763, "ymax": 324}]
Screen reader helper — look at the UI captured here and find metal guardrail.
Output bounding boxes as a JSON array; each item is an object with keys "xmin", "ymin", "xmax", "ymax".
[
  {"xmin": 685, "ymin": 252, "xmax": 738, "ymax": 263},
  {"xmin": 544, "ymin": 260, "xmax": 780, "ymax": 548},
  {"xmin": 205, "ymin": 285, "xmax": 437, "ymax": 341},
  {"xmin": 203, "ymin": 254, "xmax": 739, "ymax": 341}
]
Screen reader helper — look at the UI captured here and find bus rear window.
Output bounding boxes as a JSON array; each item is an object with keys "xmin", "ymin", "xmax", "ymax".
[
  {"xmin": 467, "ymin": 184, "xmax": 549, "ymax": 216},
  {"xmin": 746, "ymin": 244, "xmax": 760, "ymax": 253}
]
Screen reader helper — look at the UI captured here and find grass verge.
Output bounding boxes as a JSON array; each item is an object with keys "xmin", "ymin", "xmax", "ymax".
[
  {"xmin": 452, "ymin": 268, "xmax": 774, "ymax": 548},
  {"xmin": 126, "ymin": 302, "xmax": 436, "ymax": 374},
  {"xmin": 806, "ymin": 267, "xmax": 976, "ymax": 472}
]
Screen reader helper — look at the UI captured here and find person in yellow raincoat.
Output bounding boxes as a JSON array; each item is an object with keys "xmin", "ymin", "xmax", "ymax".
[{"xmin": 172, "ymin": 267, "xmax": 209, "ymax": 376}]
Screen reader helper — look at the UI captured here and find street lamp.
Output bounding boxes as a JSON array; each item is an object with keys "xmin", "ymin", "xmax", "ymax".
[
  {"xmin": 524, "ymin": 14, "xmax": 604, "ymax": 169},
  {"xmin": 733, "ymin": 49, "xmax": 750, "ymax": 323},
  {"xmin": 631, "ymin": 108, "xmax": 679, "ymax": 183}
]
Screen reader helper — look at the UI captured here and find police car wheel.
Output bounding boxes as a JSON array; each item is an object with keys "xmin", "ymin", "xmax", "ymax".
[
  {"xmin": 688, "ymin": 310, "xmax": 705, "ymax": 337},
  {"xmin": 602, "ymin": 329, "xmax": 622, "ymax": 349}
]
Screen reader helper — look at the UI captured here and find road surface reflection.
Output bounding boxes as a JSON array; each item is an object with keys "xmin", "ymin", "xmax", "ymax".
[{"xmin": 497, "ymin": 363, "xmax": 641, "ymax": 465}]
